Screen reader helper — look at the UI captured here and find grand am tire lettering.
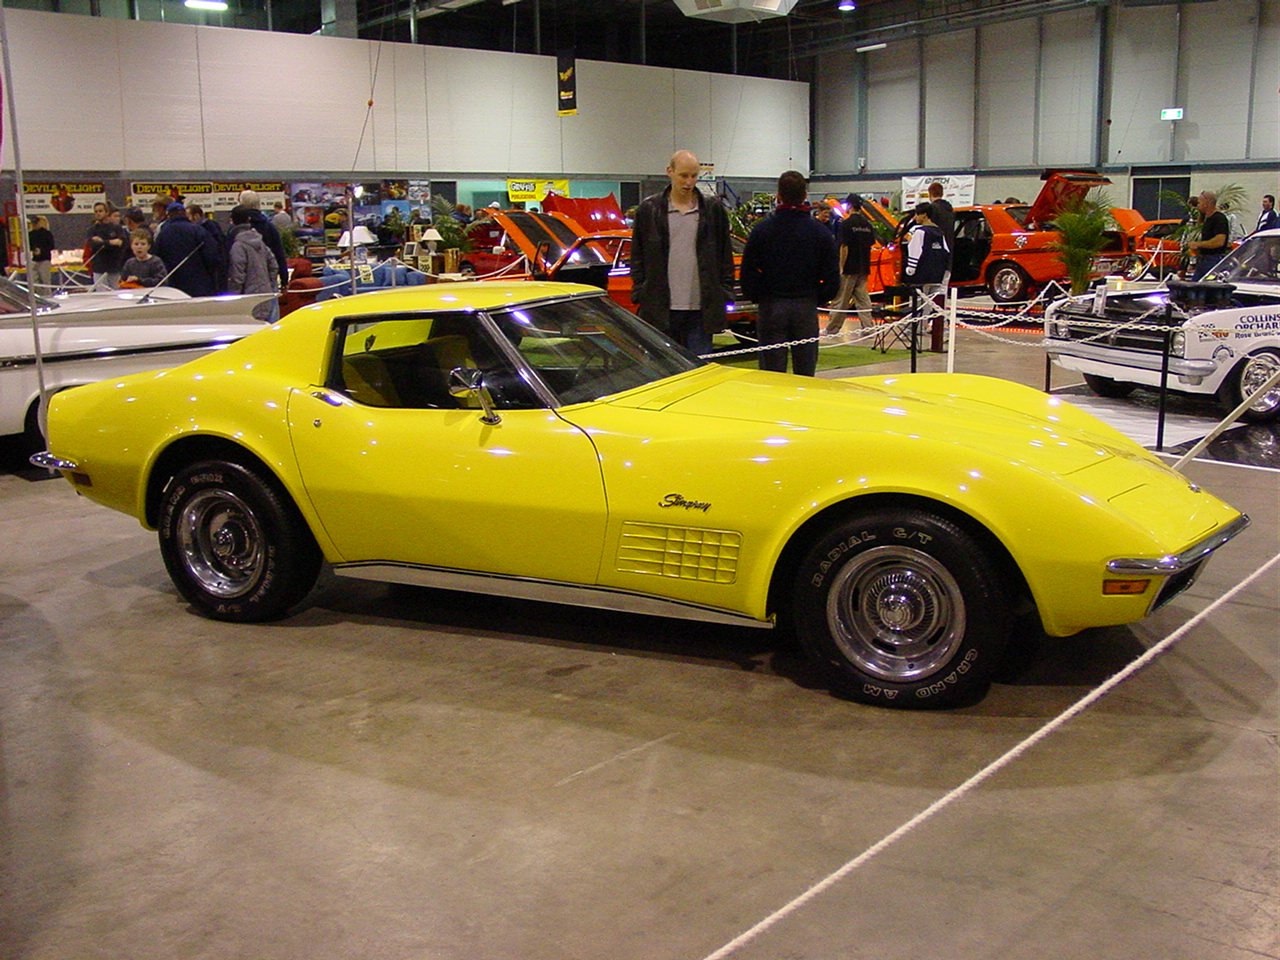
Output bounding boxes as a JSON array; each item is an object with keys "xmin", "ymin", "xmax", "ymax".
[{"xmin": 792, "ymin": 508, "xmax": 1010, "ymax": 709}]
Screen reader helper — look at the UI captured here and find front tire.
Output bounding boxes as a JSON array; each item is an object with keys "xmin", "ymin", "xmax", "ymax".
[
  {"xmin": 1083, "ymin": 373, "xmax": 1136, "ymax": 399},
  {"xmin": 1224, "ymin": 350, "xmax": 1280, "ymax": 422},
  {"xmin": 791, "ymin": 508, "xmax": 1010, "ymax": 708},
  {"xmin": 158, "ymin": 460, "xmax": 322, "ymax": 622}
]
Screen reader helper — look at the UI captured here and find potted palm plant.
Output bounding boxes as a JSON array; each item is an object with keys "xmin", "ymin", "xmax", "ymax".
[{"xmin": 1049, "ymin": 190, "xmax": 1114, "ymax": 295}]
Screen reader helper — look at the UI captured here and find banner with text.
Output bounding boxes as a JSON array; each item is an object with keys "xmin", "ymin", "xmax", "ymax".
[
  {"xmin": 901, "ymin": 174, "xmax": 975, "ymax": 208},
  {"xmin": 21, "ymin": 181, "xmax": 106, "ymax": 215},
  {"xmin": 557, "ymin": 50, "xmax": 577, "ymax": 116},
  {"xmin": 506, "ymin": 179, "xmax": 571, "ymax": 203}
]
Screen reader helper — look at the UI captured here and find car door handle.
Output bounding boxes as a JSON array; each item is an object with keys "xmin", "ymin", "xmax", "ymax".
[{"xmin": 310, "ymin": 389, "xmax": 344, "ymax": 407}]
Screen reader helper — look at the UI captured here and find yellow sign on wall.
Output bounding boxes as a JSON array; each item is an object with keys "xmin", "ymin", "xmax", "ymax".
[{"xmin": 506, "ymin": 179, "xmax": 571, "ymax": 203}]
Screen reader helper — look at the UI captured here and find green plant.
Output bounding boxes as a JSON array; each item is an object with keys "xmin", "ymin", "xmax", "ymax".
[
  {"xmin": 1049, "ymin": 190, "xmax": 1115, "ymax": 294},
  {"xmin": 428, "ymin": 194, "xmax": 473, "ymax": 251},
  {"xmin": 381, "ymin": 206, "xmax": 407, "ymax": 240},
  {"xmin": 279, "ymin": 226, "xmax": 300, "ymax": 259},
  {"xmin": 1157, "ymin": 182, "xmax": 1248, "ymax": 250}
]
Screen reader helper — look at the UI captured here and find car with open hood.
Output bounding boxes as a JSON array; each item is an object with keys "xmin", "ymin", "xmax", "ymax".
[
  {"xmin": 0, "ymin": 277, "xmax": 272, "ymax": 449},
  {"xmin": 33, "ymin": 281, "xmax": 1247, "ymax": 709},
  {"xmin": 1045, "ymin": 228, "xmax": 1280, "ymax": 420},
  {"xmin": 950, "ymin": 170, "xmax": 1130, "ymax": 302}
]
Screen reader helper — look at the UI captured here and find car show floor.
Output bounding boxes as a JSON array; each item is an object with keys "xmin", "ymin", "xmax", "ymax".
[{"xmin": 1, "ymin": 326, "xmax": 1277, "ymax": 960}]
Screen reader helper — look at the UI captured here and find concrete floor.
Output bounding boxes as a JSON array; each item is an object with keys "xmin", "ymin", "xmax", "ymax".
[{"xmin": 2, "ymin": 324, "xmax": 1277, "ymax": 960}]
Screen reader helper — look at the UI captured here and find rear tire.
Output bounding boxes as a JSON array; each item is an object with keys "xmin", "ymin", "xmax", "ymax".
[
  {"xmin": 1083, "ymin": 373, "xmax": 1137, "ymax": 399},
  {"xmin": 988, "ymin": 263, "xmax": 1030, "ymax": 303},
  {"xmin": 158, "ymin": 460, "xmax": 321, "ymax": 622},
  {"xmin": 790, "ymin": 507, "xmax": 1010, "ymax": 708}
]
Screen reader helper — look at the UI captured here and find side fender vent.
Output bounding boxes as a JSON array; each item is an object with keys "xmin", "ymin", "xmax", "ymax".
[{"xmin": 616, "ymin": 522, "xmax": 742, "ymax": 583}]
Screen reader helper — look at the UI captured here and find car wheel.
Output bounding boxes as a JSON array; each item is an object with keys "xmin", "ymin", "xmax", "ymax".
[
  {"xmin": 158, "ymin": 460, "xmax": 322, "ymax": 622},
  {"xmin": 1122, "ymin": 255, "xmax": 1152, "ymax": 282},
  {"xmin": 988, "ymin": 263, "xmax": 1029, "ymax": 303},
  {"xmin": 1083, "ymin": 373, "xmax": 1137, "ymax": 399},
  {"xmin": 791, "ymin": 508, "xmax": 1010, "ymax": 708},
  {"xmin": 1225, "ymin": 350, "xmax": 1280, "ymax": 422}
]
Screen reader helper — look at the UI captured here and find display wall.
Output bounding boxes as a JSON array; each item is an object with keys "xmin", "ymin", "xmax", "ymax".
[
  {"xmin": 816, "ymin": 0, "xmax": 1280, "ymax": 174},
  {"xmin": 0, "ymin": 8, "xmax": 809, "ymax": 179}
]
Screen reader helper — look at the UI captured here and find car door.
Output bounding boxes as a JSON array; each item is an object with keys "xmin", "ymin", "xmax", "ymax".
[{"xmin": 286, "ymin": 311, "xmax": 608, "ymax": 586}]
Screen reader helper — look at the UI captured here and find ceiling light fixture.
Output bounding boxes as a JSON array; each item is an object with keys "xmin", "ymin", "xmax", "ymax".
[
  {"xmin": 855, "ymin": 42, "xmax": 887, "ymax": 52},
  {"xmin": 184, "ymin": 0, "xmax": 229, "ymax": 9},
  {"xmin": 837, "ymin": 0, "xmax": 857, "ymax": 10}
]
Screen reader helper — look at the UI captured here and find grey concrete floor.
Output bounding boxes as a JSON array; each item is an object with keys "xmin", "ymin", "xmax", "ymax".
[{"xmin": 1, "ymin": 325, "xmax": 1277, "ymax": 960}]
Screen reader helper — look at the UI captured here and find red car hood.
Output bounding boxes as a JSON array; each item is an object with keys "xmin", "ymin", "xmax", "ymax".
[
  {"xmin": 541, "ymin": 193, "xmax": 627, "ymax": 231},
  {"xmin": 1026, "ymin": 170, "xmax": 1112, "ymax": 226}
]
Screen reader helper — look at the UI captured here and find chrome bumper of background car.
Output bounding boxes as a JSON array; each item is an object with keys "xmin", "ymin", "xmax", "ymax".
[
  {"xmin": 29, "ymin": 451, "xmax": 79, "ymax": 471},
  {"xmin": 333, "ymin": 561, "xmax": 774, "ymax": 629},
  {"xmin": 1046, "ymin": 340, "xmax": 1219, "ymax": 379}
]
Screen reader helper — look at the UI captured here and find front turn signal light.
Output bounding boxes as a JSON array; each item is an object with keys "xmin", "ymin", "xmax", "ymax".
[{"xmin": 1103, "ymin": 579, "xmax": 1150, "ymax": 596}]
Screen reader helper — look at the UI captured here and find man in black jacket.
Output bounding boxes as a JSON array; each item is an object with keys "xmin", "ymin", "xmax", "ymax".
[
  {"xmin": 630, "ymin": 150, "xmax": 734, "ymax": 356},
  {"xmin": 237, "ymin": 189, "xmax": 290, "ymax": 290},
  {"xmin": 740, "ymin": 170, "xmax": 839, "ymax": 376}
]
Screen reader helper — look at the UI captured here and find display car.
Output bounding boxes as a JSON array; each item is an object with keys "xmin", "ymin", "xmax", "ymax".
[
  {"xmin": 34, "ymin": 282, "xmax": 1247, "ymax": 708},
  {"xmin": 950, "ymin": 171, "xmax": 1130, "ymax": 302},
  {"xmin": 1045, "ymin": 230, "xmax": 1280, "ymax": 421},
  {"xmin": 0, "ymin": 277, "xmax": 272, "ymax": 448},
  {"xmin": 1110, "ymin": 208, "xmax": 1185, "ymax": 280}
]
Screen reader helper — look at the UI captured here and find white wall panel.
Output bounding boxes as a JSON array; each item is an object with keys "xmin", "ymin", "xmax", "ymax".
[
  {"xmin": 866, "ymin": 46, "xmax": 920, "ymax": 170},
  {"xmin": 815, "ymin": 50, "xmax": 859, "ymax": 173},
  {"xmin": 564, "ymin": 61, "xmax": 675, "ymax": 174},
  {"xmin": 710, "ymin": 73, "xmax": 808, "ymax": 176},
  {"xmin": 2, "ymin": 10, "xmax": 126, "ymax": 170},
  {"xmin": 923, "ymin": 31, "xmax": 975, "ymax": 170},
  {"xmin": 1252, "ymin": 1, "xmax": 1280, "ymax": 160},
  {"xmin": 118, "ymin": 20, "xmax": 205, "ymax": 170},
  {"xmin": 672, "ymin": 70, "xmax": 712, "ymax": 167},
  {"xmin": 424, "ymin": 47, "xmax": 562, "ymax": 173},
  {"xmin": 1178, "ymin": 0, "xmax": 1255, "ymax": 161},
  {"xmin": 200, "ymin": 29, "xmax": 373, "ymax": 171},
  {"xmin": 1108, "ymin": 7, "xmax": 1179, "ymax": 164},
  {"xmin": 382, "ymin": 43, "xmax": 429, "ymax": 173},
  {"xmin": 976, "ymin": 19, "xmax": 1037, "ymax": 168},
  {"xmin": 1037, "ymin": 9, "xmax": 1097, "ymax": 167}
]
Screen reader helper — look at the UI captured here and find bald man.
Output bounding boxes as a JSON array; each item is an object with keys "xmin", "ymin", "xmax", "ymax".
[{"xmin": 629, "ymin": 149, "xmax": 734, "ymax": 356}]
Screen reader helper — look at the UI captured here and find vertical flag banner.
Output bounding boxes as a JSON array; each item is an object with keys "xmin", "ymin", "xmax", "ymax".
[{"xmin": 557, "ymin": 50, "xmax": 577, "ymax": 116}]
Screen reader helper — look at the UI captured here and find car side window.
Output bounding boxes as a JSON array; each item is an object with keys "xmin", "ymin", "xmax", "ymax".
[{"xmin": 331, "ymin": 313, "xmax": 543, "ymax": 410}]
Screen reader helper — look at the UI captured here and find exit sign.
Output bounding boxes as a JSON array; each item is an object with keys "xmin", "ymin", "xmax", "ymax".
[{"xmin": 1161, "ymin": 107, "xmax": 1184, "ymax": 121}]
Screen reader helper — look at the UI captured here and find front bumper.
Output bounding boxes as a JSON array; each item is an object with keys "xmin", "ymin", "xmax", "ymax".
[{"xmin": 1046, "ymin": 339, "xmax": 1220, "ymax": 385}]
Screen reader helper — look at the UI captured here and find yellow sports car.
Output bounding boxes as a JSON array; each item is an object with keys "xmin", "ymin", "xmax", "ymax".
[{"xmin": 33, "ymin": 282, "xmax": 1247, "ymax": 708}]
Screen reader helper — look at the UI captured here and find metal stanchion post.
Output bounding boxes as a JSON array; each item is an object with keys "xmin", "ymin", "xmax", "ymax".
[
  {"xmin": 909, "ymin": 287, "xmax": 919, "ymax": 373},
  {"xmin": 1156, "ymin": 327, "xmax": 1171, "ymax": 452}
]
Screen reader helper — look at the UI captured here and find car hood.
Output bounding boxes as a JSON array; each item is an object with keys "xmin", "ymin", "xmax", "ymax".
[
  {"xmin": 1026, "ymin": 170, "xmax": 1112, "ymax": 226},
  {"xmin": 605, "ymin": 365, "xmax": 1137, "ymax": 476},
  {"xmin": 541, "ymin": 192, "xmax": 627, "ymax": 230}
]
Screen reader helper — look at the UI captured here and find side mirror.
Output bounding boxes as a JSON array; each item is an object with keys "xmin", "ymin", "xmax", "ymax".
[{"xmin": 448, "ymin": 366, "xmax": 500, "ymax": 425}]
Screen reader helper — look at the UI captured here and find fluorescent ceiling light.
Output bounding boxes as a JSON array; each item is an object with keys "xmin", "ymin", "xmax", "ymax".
[
  {"xmin": 856, "ymin": 42, "xmax": 887, "ymax": 52},
  {"xmin": 838, "ymin": 0, "xmax": 857, "ymax": 10},
  {"xmin": 184, "ymin": 0, "xmax": 228, "ymax": 9}
]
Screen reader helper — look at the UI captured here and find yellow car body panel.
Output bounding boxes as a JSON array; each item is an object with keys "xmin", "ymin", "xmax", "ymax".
[{"xmin": 41, "ymin": 282, "xmax": 1244, "ymax": 648}]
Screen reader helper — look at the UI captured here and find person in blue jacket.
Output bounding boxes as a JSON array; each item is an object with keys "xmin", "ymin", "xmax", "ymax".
[{"xmin": 152, "ymin": 203, "xmax": 219, "ymax": 297}]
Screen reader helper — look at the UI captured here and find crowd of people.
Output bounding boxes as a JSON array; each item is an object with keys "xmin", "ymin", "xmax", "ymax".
[{"xmin": 55, "ymin": 189, "xmax": 287, "ymax": 322}]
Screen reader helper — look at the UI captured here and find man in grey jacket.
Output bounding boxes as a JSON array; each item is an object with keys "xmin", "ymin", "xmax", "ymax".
[{"xmin": 228, "ymin": 205, "xmax": 280, "ymax": 322}]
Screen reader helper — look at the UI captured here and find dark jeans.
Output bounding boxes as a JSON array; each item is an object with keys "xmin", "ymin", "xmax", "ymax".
[
  {"xmin": 669, "ymin": 309, "xmax": 714, "ymax": 358},
  {"xmin": 756, "ymin": 297, "xmax": 819, "ymax": 376},
  {"xmin": 1191, "ymin": 252, "xmax": 1224, "ymax": 280}
]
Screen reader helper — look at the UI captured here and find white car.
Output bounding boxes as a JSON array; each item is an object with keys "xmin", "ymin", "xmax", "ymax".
[
  {"xmin": 1, "ymin": 277, "xmax": 273, "ymax": 447},
  {"xmin": 1045, "ymin": 229, "xmax": 1280, "ymax": 421}
]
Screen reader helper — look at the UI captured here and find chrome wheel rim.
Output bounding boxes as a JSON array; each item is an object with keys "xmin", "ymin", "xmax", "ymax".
[
  {"xmin": 991, "ymin": 268, "xmax": 1022, "ymax": 301},
  {"xmin": 1241, "ymin": 354, "xmax": 1280, "ymax": 415},
  {"xmin": 826, "ymin": 545, "xmax": 965, "ymax": 683},
  {"xmin": 177, "ymin": 489, "xmax": 266, "ymax": 599}
]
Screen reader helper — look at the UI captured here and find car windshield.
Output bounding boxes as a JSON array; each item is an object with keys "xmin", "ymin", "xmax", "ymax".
[
  {"xmin": 490, "ymin": 293, "xmax": 701, "ymax": 405},
  {"xmin": 1204, "ymin": 234, "xmax": 1280, "ymax": 284}
]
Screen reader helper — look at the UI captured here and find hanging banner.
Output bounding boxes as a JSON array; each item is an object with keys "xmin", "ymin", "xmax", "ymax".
[
  {"xmin": 211, "ymin": 180, "xmax": 286, "ymax": 213},
  {"xmin": 506, "ymin": 179, "xmax": 571, "ymax": 203},
  {"xmin": 130, "ymin": 181, "xmax": 214, "ymax": 209},
  {"xmin": 21, "ymin": 181, "xmax": 106, "ymax": 215},
  {"xmin": 901, "ymin": 174, "xmax": 975, "ymax": 208},
  {"xmin": 557, "ymin": 49, "xmax": 577, "ymax": 117}
]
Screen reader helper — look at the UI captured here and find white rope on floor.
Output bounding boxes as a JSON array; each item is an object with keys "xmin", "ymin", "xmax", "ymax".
[{"xmin": 697, "ymin": 548, "xmax": 1280, "ymax": 960}]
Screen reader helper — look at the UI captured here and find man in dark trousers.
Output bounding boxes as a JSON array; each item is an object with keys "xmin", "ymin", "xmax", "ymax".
[
  {"xmin": 630, "ymin": 149, "xmax": 734, "ymax": 356},
  {"xmin": 825, "ymin": 194, "xmax": 876, "ymax": 337},
  {"xmin": 927, "ymin": 181, "xmax": 955, "ymax": 285},
  {"xmin": 739, "ymin": 170, "xmax": 840, "ymax": 377},
  {"xmin": 1188, "ymin": 190, "xmax": 1230, "ymax": 280}
]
